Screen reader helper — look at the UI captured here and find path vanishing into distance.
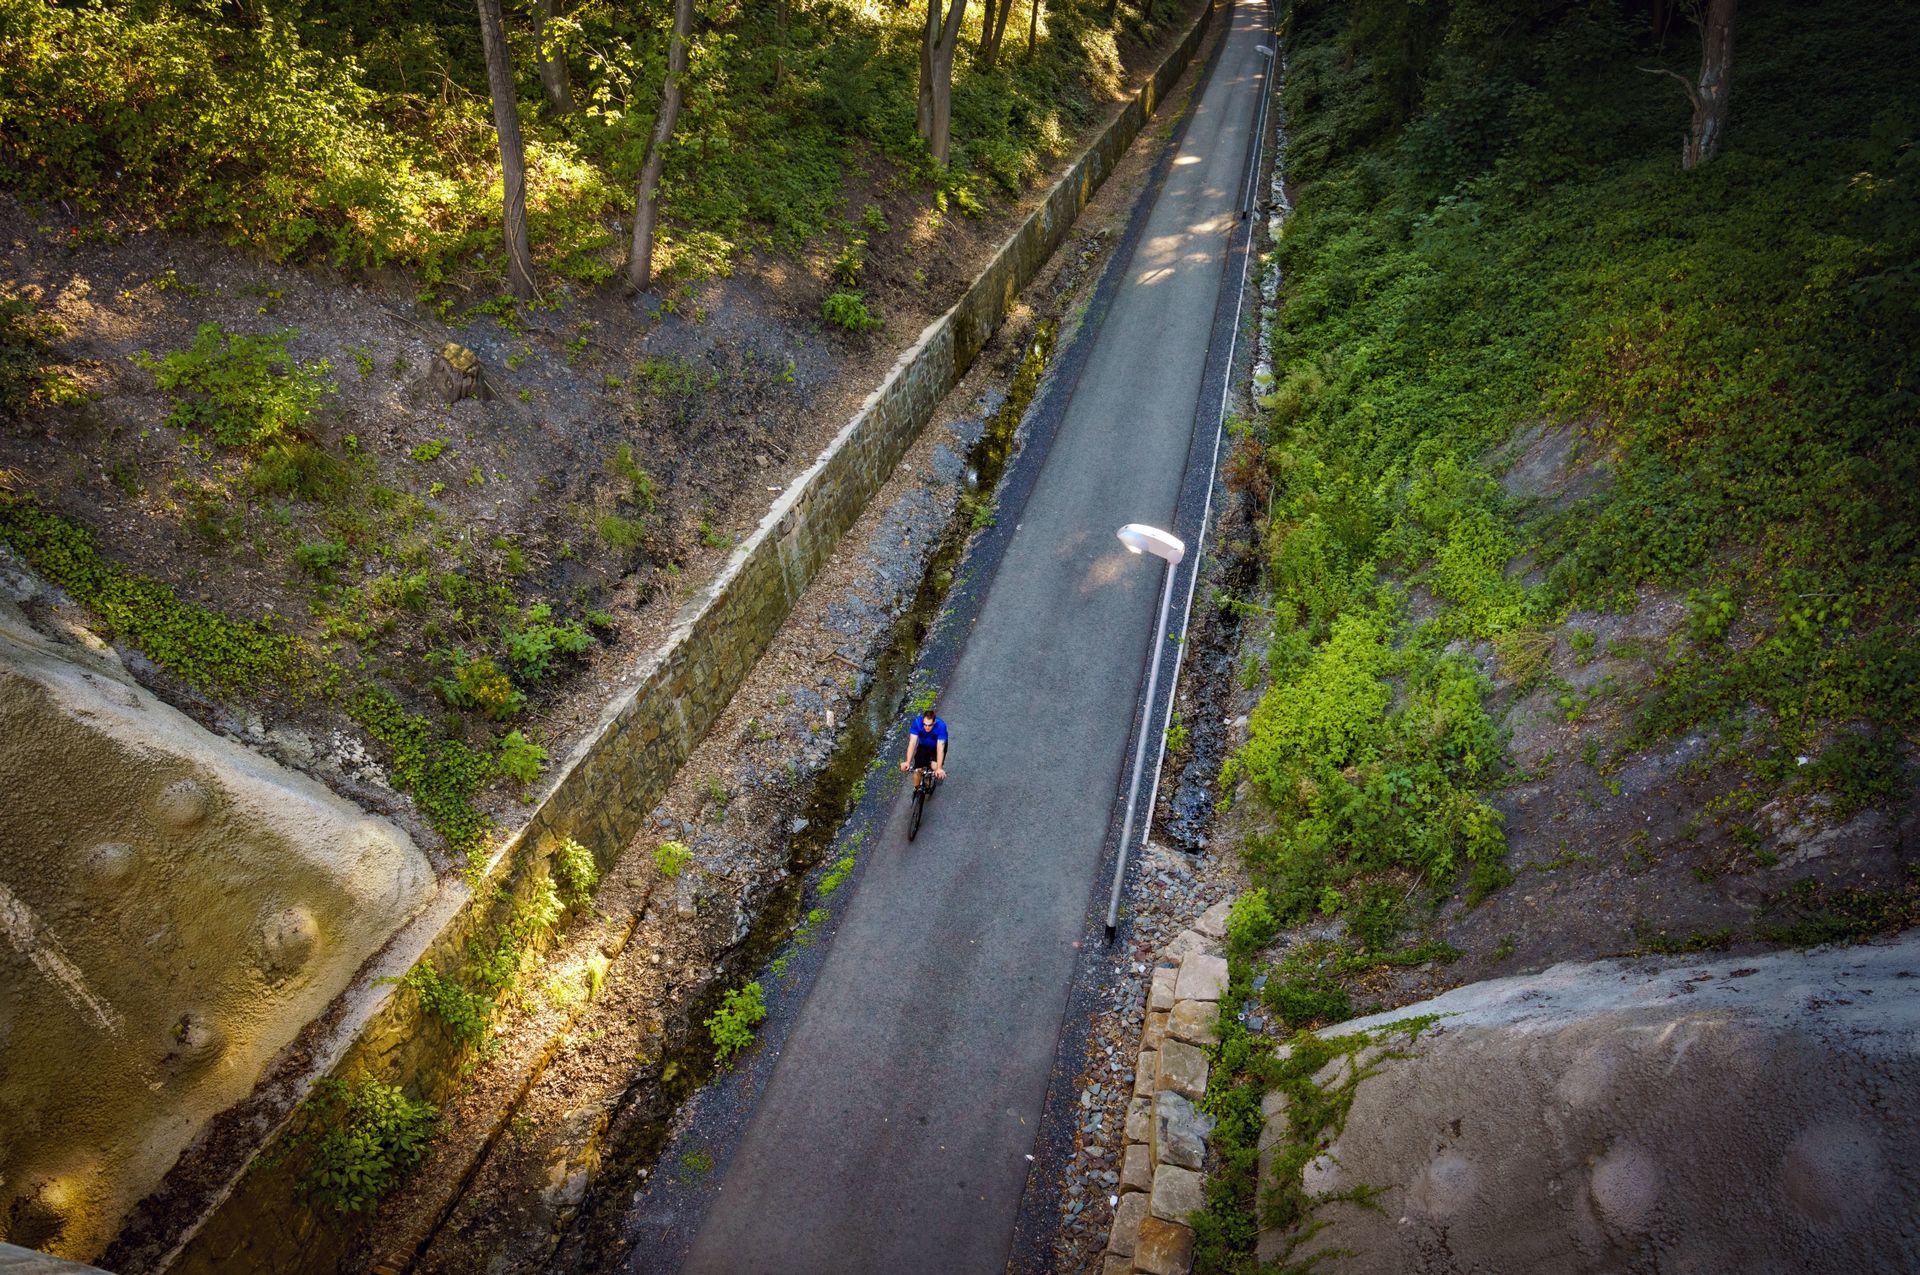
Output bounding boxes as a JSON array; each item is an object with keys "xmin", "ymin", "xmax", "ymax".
[{"xmin": 627, "ymin": 3, "xmax": 1272, "ymax": 1269}]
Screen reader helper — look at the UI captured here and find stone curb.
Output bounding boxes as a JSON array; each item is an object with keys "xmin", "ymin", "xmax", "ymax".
[{"xmin": 1097, "ymin": 906, "xmax": 1228, "ymax": 1275}]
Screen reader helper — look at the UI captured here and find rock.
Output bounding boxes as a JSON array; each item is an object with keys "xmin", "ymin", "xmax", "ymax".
[
  {"xmin": 1142, "ymin": 1009, "xmax": 1170, "ymax": 1052},
  {"xmin": 1150, "ymin": 1164, "xmax": 1205, "ymax": 1223},
  {"xmin": 1150, "ymin": 966, "xmax": 1179, "ymax": 1012},
  {"xmin": 1135, "ymin": 1216, "xmax": 1197, "ymax": 1275},
  {"xmin": 1133, "ymin": 1050, "xmax": 1158, "ymax": 1098},
  {"xmin": 1122, "ymin": 1143, "xmax": 1154, "ymax": 1191},
  {"xmin": 1127, "ymin": 1097, "xmax": 1153, "ymax": 1144},
  {"xmin": 1163, "ymin": 928, "xmax": 1211, "ymax": 961},
  {"xmin": 1103, "ymin": 1255, "xmax": 1134, "ymax": 1275},
  {"xmin": 1195, "ymin": 899, "xmax": 1232, "ymax": 938},
  {"xmin": 1168, "ymin": 999, "xmax": 1219, "ymax": 1047},
  {"xmin": 1157, "ymin": 1039, "xmax": 1210, "ymax": 1101},
  {"xmin": 1155, "ymin": 1092, "xmax": 1216, "ymax": 1171},
  {"xmin": 790, "ymin": 817, "xmax": 810, "ymax": 835},
  {"xmin": 1174, "ymin": 953, "xmax": 1228, "ymax": 1002},
  {"xmin": 1257, "ymin": 1089, "xmax": 1290, "ymax": 1152},
  {"xmin": 1108, "ymin": 1190, "xmax": 1148, "ymax": 1257}
]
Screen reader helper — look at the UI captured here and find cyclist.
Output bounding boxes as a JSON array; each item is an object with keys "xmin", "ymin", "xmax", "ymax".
[{"xmin": 899, "ymin": 705, "xmax": 948, "ymax": 788}]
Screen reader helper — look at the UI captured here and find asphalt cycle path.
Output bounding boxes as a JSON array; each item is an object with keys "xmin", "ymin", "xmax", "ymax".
[{"xmin": 670, "ymin": 4, "xmax": 1272, "ymax": 1270}]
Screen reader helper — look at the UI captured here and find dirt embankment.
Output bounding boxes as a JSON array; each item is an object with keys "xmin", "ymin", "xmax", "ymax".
[{"xmin": 0, "ymin": 1, "xmax": 1206, "ymax": 876}]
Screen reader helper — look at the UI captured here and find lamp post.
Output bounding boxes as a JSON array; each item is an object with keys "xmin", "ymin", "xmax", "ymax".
[{"xmin": 1106, "ymin": 523, "xmax": 1185, "ymax": 942}]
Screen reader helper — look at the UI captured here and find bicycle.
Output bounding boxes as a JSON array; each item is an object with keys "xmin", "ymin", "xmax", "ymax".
[{"xmin": 906, "ymin": 762, "xmax": 941, "ymax": 841}]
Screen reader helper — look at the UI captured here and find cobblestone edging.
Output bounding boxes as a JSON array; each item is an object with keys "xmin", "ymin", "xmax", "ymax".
[
  {"xmin": 128, "ymin": 9, "xmax": 1221, "ymax": 1273},
  {"xmin": 1098, "ymin": 907, "xmax": 1230, "ymax": 1275}
]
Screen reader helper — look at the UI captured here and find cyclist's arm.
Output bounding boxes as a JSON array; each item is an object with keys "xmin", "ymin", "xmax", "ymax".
[
  {"xmin": 901, "ymin": 730, "xmax": 916, "ymax": 769},
  {"xmin": 934, "ymin": 737, "xmax": 946, "ymax": 768}
]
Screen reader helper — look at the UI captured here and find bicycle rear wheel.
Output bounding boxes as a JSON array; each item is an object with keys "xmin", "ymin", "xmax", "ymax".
[{"xmin": 907, "ymin": 773, "xmax": 926, "ymax": 841}]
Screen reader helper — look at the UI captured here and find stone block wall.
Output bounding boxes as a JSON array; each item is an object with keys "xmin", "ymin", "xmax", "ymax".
[
  {"xmin": 147, "ymin": 7, "xmax": 1218, "ymax": 1272},
  {"xmin": 1101, "ymin": 911, "xmax": 1228, "ymax": 1275}
]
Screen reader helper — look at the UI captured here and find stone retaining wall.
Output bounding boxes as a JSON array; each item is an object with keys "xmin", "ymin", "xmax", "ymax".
[
  {"xmin": 1100, "ymin": 914, "xmax": 1228, "ymax": 1275},
  {"xmin": 142, "ymin": 8, "xmax": 1219, "ymax": 1271}
]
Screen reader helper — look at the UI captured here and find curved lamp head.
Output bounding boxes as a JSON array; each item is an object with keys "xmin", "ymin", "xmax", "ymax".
[{"xmin": 1117, "ymin": 523, "xmax": 1185, "ymax": 566}]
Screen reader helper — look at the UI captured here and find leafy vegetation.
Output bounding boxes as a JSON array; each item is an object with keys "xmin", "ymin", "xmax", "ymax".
[
  {"xmin": 705, "ymin": 980, "xmax": 767, "ymax": 1067},
  {"xmin": 551, "ymin": 838, "xmax": 600, "ymax": 908},
  {"xmin": 653, "ymin": 839, "xmax": 693, "ymax": 878},
  {"xmin": 294, "ymin": 1076, "xmax": 439, "ymax": 1215},
  {"xmin": 0, "ymin": 294, "xmax": 82, "ymax": 416},
  {"xmin": 350, "ymin": 688, "xmax": 495, "ymax": 863},
  {"xmin": 1201, "ymin": 2, "xmax": 1918, "ymax": 1267},
  {"xmin": 822, "ymin": 289, "xmax": 882, "ymax": 333},
  {"xmin": 0, "ymin": 496, "xmax": 304, "ymax": 694},
  {"xmin": 132, "ymin": 323, "xmax": 333, "ymax": 448},
  {"xmin": 0, "ymin": 0, "xmax": 1188, "ymax": 289},
  {"xmin": 1225, "ymin": 0, "xmax": 1917, "ymax": 965}
]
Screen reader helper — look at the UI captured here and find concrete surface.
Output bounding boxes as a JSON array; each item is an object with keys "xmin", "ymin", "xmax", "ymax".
[
  {"xmin": 664, "ymin": 3, "xmax": 1273, "ymax": 1271},
  {"xmin": 0, "ymin": 594, "xmax": 433, "ymax": 1261},
  {"xmin": 1267, "ymin": 935, "xmax": 1920, "ymax": 1273},
  {"xmin": 0, "ymin": 1244, "xmax": 112, "ymax": 1273}
]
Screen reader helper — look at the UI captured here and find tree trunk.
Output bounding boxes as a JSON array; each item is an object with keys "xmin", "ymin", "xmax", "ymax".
[
  {"xmin": 1682, "ymin": 0, "xmax": 1735, "ymax": 169},
  {"xmin": 917, "ymin": 0, "xmax": 967, "ymax": 164},
  {"xmin": 981, "ymin": 0, "xmax": 1014, "ymax": 68},
  {"xmin": 476, "ymin": 0, "xmax": 535, "ymax": 299},
  {"xmin": 532, "ymin": 0, "xmax": 576, "ymax": 114},
  {"xmin": 1027, "ymin": 0, "xmax": 1041, "ymax": 56},
  {"xmin": 629, "ymin": 0, "xmax": 694, "ymax": 291}
]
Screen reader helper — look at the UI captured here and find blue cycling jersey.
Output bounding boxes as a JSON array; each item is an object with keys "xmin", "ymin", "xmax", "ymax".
[{"xmin": 909, "ymin": 715, "xmax": 948, "ymax": 750}]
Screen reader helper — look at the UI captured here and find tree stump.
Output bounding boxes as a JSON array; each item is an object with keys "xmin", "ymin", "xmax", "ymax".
[{"xmin": 431, "ymin": 342, "xmax": 489, "ymax": 404}]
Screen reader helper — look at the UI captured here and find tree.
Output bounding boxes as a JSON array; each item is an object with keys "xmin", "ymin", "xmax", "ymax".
[
  {"xmin": 1027, "ymin": 0, "xmax": 1042, "ymax": 57},
  {"xmin": 531, "ymin": 0, "xmax": 578, "ymax": 114},
  {"xmin": 476, "ymin": 0, "xmax": 536, "ymax": 298},
  {"xmin": 629, "ymin": 0, "xmax": 695, "ymax": 291},
  {"xmin": 917, "ymin": 0, "xmax": 968, "ymax": 164},
  {"xmin": 978, "ymin": 0, "xmax": 1015, "ymax": 67},
  {"xmin": 1644, "ymin": 0, "xmax": 1737, "ymax": 169}
]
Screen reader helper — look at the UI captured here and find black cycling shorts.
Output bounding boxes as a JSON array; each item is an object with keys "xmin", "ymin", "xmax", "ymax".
[{"xmin": 911, "ymin": 740, "xmax": 947, "ymax": 769}]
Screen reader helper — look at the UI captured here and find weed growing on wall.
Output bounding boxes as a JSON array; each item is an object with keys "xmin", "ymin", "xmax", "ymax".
[
  {"xmin": 552, "ymin": 837, "xmax": 600, "ymax": 907},
  {"xmin": 295, "ymin": 1076, "xmax": 439, "ymax": 1215}
]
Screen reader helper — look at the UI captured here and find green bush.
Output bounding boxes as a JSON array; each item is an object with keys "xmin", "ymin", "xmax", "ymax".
[
  {"xmin": 350, "ymin": 687, "xmax": 493, "ymax": 861},
  {"xmin": 296, "ymin": 1076, "xmax": 438, "ymax": 1215},
  {"xmin": 822, "ymin": 289, "xmax": 882, "ymax": 333},
  {"xmin": 495, "ymin": 728, "xmax": 547, "ymax": 784},
  {"xmin": 653, "ymin": 840, "xmax": 693, "ymax": 878},
  {"xmin": 1224, "ymin": 888, "xmax": 1276, "ymax": 959},
  {"xmin": 552, "ymin": 837, "xmax": 600, "ymax": 907},
  {"xmin": 133, "ymin": 323, "xmax": 332, "ymax": 448},
  {"xmin": 706, "ymin": 981, "xmax": 767, "ymax": 1066},
  {"xmin": 435, "ymin": 652, "xmax": 526, "ymax": 721},
  {"xmin": 504, "ymin": 603, "xmax": 592, "ymax": 681},
  {"xmin": 293, "ymin": 538, "xmax": 348, "ymax": 581}
]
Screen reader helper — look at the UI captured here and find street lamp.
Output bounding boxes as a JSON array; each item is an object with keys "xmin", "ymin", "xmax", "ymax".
[{"xmin": 1106, "ymin": 523, "xmax": 1185, "ymax": 942}]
